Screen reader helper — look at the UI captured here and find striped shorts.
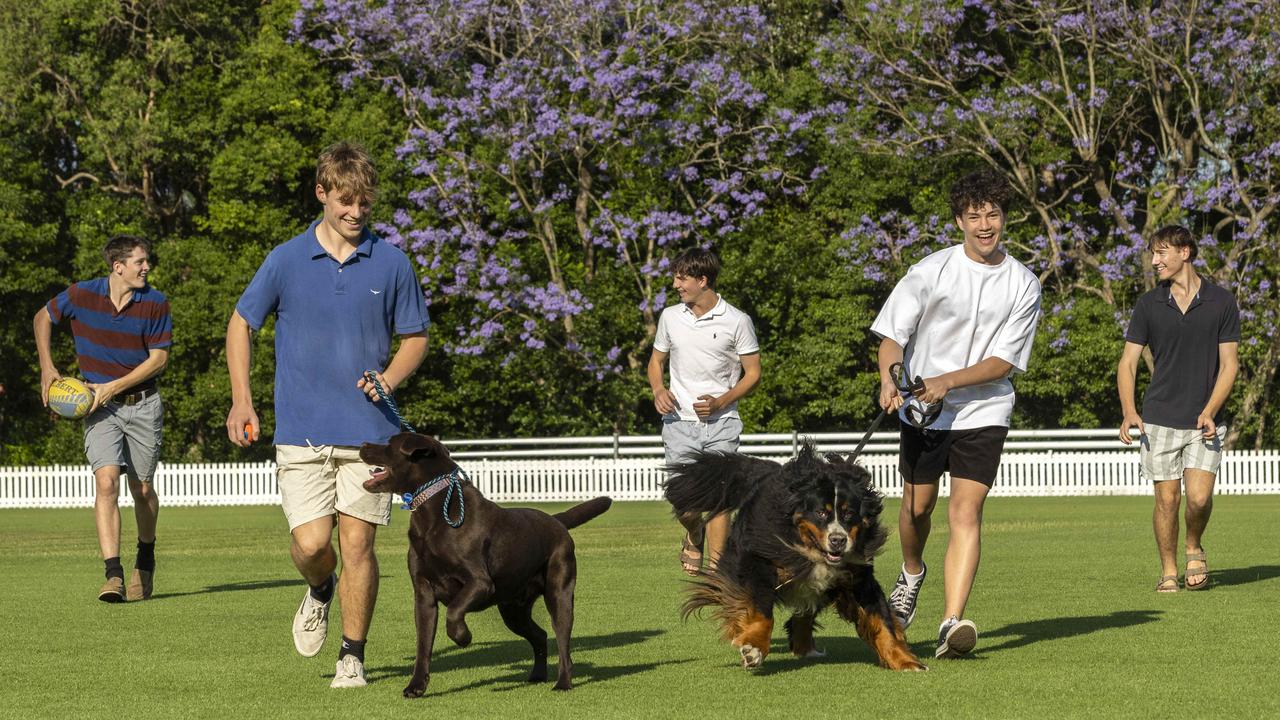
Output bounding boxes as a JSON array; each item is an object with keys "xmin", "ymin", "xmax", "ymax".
[{"xmin": 1139, "ymin": 422, "xmax": 1226, "ymax": 482}]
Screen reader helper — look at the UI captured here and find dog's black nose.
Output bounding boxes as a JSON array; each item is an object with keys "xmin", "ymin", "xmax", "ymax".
[{"xmin": 828, "ymin": 534, "xmax": 847, "ymax": 552}]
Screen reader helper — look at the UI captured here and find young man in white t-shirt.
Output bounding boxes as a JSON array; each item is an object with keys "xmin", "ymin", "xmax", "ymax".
[
  {"xmin": 869, "ymin": 170, "xmax": 1041, "ymax": 659},
  {"xmin": 648, "ymin": 248, "xmax": 761, "ymax": 575}
]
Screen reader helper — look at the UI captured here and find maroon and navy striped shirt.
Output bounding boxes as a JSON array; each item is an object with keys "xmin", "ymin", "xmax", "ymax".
[{"xmin": 46, "ymin": 278, "xmax": 173, "ymax": 385}]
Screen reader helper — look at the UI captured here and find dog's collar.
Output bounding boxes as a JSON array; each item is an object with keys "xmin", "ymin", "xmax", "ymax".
[{"xmin": 402, "ymin": 467, "xmax": 470, "ymax": 511}]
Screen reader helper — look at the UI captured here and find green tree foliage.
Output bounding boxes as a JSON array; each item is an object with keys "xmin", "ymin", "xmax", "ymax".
[{"xmin": 1, "ymin": 0, "xmax": 1275, "ymax": 464}]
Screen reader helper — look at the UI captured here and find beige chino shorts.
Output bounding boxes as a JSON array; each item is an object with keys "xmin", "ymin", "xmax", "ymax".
[{"xmin": 276, "ymin": 444, "xmax": 393, "ymax": 531}]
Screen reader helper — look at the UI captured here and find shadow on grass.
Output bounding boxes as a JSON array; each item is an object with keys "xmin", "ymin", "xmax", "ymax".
[
  {"xmin": 1208, "ymin": 564, "xmax": 1280, "ymax": 588},
  {"xmin": 980, "ymin": 609, "xmax": 1163, "ymax": 653},
  {"xmin": 149, "ymin": 578, "xmax": 303, "ymax": 600},
  {"xmin": 365, "ymin": 629, "xmax": 671, "ymax": 693}
]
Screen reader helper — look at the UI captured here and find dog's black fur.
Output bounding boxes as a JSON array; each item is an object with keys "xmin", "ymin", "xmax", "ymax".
[
  {"xmin": 665, "ymin": 444, "xmax": 924, "ymax": 671},
  {"xmin": 360, "ymin": 432, "xmax": 612, "ymax": 697}
]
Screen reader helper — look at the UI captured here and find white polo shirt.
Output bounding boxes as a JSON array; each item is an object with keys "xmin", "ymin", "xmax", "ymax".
[
  {"xmin": 870, "ymin": 244, "xmax": 1041, "ymax": 430},
  {"xmin": 654, "ymin": 295, "xmax": 760, "ymax": 422}
]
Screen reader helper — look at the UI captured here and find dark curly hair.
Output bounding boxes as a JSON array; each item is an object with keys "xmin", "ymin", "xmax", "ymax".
[{"xmin": 950, "ymin": 169, "xmax": 1013, "ymax": 217}]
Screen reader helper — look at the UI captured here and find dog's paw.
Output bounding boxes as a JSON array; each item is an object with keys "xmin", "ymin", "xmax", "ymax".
[
  {"xmin": 802, "ymin": 647, "xmax": 826, "ymax": 659},
  {"xmin": 552, "ymin": 678, "xmax": 573, "ymax": 691},
  {"xmin": 403, "ymin": 678, "xmax": 428, "ymax": 698},
  {"xmin": 528, "ymin": 664, "xmax": 548, "ymax": 683},
  {"xmin": 446, "ymin": 620, "xmax": 472, "ymax": 647},
  {"xmin": 740, "ymin": 644, "xmax": 764, "ymax": 668}
]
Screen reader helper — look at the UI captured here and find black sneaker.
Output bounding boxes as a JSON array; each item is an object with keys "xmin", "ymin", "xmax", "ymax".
[
  {"xmin": 888, "ymin": 563, "xmax": 926, "ymax": 629},
  {"xmin": 935, "ymin": 616, "xmax": 977, "ymax": 659}
]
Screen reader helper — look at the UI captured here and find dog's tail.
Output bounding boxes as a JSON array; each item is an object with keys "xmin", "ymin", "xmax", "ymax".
[
  {"xmin": 554, "ymin": 496, "xmax": 612, "ymax": 529},
  {"xmin": 681, "ymin": 572, "xmax": 758, "ymax": 644},
  {"xmin": 664, "ymin": 452, "xmax": 777, "ymax": 517}
]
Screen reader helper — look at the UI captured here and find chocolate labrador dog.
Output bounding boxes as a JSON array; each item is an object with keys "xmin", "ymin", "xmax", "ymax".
[{"xmin": 360, "ymin": 432, "xmax": 611, "ymax": 697}]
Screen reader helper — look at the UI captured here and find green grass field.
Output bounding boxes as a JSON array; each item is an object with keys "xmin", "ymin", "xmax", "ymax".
[{"xmin": 4, "ymin": 496, "xmax": 1279, "ymax": 719}]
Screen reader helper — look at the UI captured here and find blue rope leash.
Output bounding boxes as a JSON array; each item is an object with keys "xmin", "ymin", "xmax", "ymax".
[
  {"xmin": 363, "ymin": 371, "xmax": 416, "ymax": 433},
  {"xmin": 441, "ymin": 468, "xmax": 466, "ymax": 528}
]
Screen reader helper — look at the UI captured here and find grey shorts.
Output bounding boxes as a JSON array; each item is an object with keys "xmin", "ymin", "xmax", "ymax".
[
  {"xmin": 662, "ymin": 415, "xmax": 743, "ymax": 464},
  {"xmin": 276, "ymin": 444, "xmax": 393, "ymax": 531},
  {"xmin": 83, "ymin": 392, "xmax": 164, "ymax": 482},
  {"xmin": 1140, "ymin": 422, "xmax": 1226, "ymax": 482}
]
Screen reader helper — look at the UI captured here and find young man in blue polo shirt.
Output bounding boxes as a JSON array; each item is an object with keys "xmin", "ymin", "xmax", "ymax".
[
  {"xmin": 34, "ymin": 234, "xmax": 172, "ymax": 603},
  {"xmin": 225, "ymin": 142, "xmax": 430, "ymax": 688},
  {"xmin": 1118, "ymin": 225, "xmax": 1240, "ymax": 593}
]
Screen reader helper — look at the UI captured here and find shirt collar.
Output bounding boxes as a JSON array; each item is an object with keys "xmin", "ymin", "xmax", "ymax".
[
  {"xmin": 307, "ymin": 220, "xmax": 375, "ymax": 261},
  {"xmin": 680, "ymin": 294, "xmax": 726, "ymax": 320}
]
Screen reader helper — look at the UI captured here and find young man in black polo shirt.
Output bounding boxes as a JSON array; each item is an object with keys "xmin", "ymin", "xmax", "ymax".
[{"xmin": 1117, "ymin": 225, "xmax": 1240, "ymax": 592}]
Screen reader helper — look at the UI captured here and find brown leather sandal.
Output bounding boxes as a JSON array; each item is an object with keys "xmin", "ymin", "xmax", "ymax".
[
  {"xmin": 1185, "ymin": 550, "xmax": 1210, "ymax": 590},
  {"xmin": 679, "ymin": 532, "xmax": 702, "ymax": 576},
  {"xmin": 1155, "ymin": 574, "xmax": 1179, "ymax": 593}
]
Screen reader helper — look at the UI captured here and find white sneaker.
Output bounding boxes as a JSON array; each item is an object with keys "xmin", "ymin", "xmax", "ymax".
[
  {"xmin": 292, "ymin": 579, "xmax": 333, "ymax": 657},
  {"xmin": 331, "ymin": 655, "xmax": 367, "ymax": 688}
]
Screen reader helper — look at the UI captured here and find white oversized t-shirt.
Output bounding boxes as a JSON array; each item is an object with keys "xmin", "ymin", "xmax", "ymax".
[
  {"xmin": 654, "ymin": 295, "xmax": 760, "ymax": 423},
  {"xmin": 870, "ymin": 244, "xmax": 1041, "ymax": 430}
]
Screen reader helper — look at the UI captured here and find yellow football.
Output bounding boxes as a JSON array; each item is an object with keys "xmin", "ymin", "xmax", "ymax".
[{"xmin": 48, "ymin": 377, "xmax": 94, "ymax": 419}]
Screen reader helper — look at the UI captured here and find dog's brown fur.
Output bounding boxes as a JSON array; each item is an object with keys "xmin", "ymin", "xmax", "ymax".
[{"xmin": 360, "ymin": 432, "xmax": 611, "ymax": 697}]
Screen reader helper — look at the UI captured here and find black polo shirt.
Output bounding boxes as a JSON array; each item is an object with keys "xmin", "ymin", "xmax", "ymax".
[{"xmin": 1125, "ymin": 277, "xmax": 1240, "ymax": 429}]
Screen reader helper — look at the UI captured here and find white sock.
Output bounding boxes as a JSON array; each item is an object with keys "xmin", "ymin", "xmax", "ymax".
[{"xmin": 901, "ymin": 563, "xmax": 925, "ymax": 585}]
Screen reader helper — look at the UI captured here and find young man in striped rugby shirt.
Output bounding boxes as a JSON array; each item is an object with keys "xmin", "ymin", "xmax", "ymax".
[{"xmin": 34, "ymin": 234, "xmax": 173, "ymax": 603}]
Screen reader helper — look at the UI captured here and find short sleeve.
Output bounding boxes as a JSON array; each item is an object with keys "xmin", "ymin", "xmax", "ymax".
[
  {"xmin": 392, "ymin": 255, "xmax": 430, "ymax": 334},
  {"xmin": 235, "ymin": 251, "xmax": 282, "ymax": 330},
  {"xmin": 991, "ymin": 277, "xmax": 1041, "ymax": 373},
  {"xmin": 653, "ymin": 308, "xmax": 672, "ymax": 353},
  {"xmin": 1219, "ymin": 294, "xmax": 1241, "ymax": 343},
  {"xmin": 870, "ymin": 263, "xmax": 933, "ymax": 346},
  {"xmin": 734, "ymin": 313, "xmax": 760, "ymax": 356},
  {"xmin": 46, "ymin": 285, "xmax": 76, "ymax": 324},
  {"xmin": 1125, "ymin": 297, "xmax": 1150, "ymax": 346},
  {"xmin": 146, "ymin": 298, "xmax": 173, "ymax": 349}
]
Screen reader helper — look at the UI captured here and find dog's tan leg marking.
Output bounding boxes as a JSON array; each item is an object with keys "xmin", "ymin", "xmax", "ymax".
[
  {"xmin": 855, "ymin": 607, "xmax": 926, "ymax": 671},
  {"xmin": 732, "ymin": 609, "xmax": 773, "ymax": 669}
]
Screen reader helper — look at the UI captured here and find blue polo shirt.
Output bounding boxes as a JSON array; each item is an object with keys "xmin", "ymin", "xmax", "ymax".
[{"xmin": 237, "ymin": 221, "xmax": 430, "ymax": 446}]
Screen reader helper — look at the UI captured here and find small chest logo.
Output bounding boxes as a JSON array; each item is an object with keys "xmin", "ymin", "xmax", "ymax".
[{"xmin": 370, "ymin": 289, "xmax": 382, "ymax": 295}]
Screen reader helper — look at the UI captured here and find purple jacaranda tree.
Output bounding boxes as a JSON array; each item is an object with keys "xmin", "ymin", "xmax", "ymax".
[
  {"xmin": 820, "ymin": 0, "xmax": 1280, "ymax": 446},
  {"xmin": 294, "ymin": 0, "xmax": 812, "ymax": 379}
]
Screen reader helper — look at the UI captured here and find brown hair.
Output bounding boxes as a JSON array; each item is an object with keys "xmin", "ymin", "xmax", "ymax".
[
  {"xmin": 316, "ymin": 141, "xmax": 379, "ymax": 203},
  {"xmin": 1149, "ymin": 225, "xmax": 1197, "ymax": 261},
  {"xmin": 103, "ymin": 234, "xmax": 151, "ymax": 269},
  {"xmin": 672, "ymin": 247, "xmax": 721, "ymax": 288}
]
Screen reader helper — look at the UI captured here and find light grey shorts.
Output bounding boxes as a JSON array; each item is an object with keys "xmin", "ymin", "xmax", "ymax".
[
  {"xmin": 276, "ymin": 444, "xmax": 393, "ymax": 531},
  {"xmin": 662, "ymin": 415, "xmax": 744, "ymax": 464},
  {"xmin": 83, "ymin": 392, "xmax": 164, "ymax": 482},
  {"xmin": 1140, "ymin": 422, "xmax": 1226, "ymax": 482}
]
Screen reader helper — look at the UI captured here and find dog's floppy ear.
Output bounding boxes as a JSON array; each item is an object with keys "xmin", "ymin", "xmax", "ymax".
[{"xmin": 397, "ymin": 433, "xmax": 448, "ymax": 459}]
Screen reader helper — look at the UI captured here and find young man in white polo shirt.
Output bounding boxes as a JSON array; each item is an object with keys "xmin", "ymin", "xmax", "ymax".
[
  {"xmin": 870, "ymin": 170, "xmax": 1041, "ymax": 659},
  {"xmin": 648, "ymin": 248, "xmax": 761, "ymax": 575}
]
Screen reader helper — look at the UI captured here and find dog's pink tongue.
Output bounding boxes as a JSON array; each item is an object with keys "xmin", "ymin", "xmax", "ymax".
[{"xmin": 367, "ymin": 467, "xmax": 389, "ymax": 487}]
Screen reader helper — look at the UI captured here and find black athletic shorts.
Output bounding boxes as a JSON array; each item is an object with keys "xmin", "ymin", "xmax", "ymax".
[{"xmin": 899, "ymin": 425, "xmax": 1009, "ymax": 487}]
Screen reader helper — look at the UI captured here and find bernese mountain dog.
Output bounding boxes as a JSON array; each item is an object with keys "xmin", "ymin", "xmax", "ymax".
[{"xmin": 665, "ymin": 443, "xmax": 925, "ymax": 671}]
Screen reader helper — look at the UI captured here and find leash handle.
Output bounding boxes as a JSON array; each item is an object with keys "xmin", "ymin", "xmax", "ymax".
[
  {"xmin": 364, "ymin": 371, "xmax": 417, "ymax": 433},
  {"xmin": 888, "ymin": 362, "xmax": 941, "ymax": 428}
]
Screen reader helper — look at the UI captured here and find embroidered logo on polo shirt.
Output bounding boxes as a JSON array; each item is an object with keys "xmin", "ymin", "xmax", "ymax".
[{"xmin": 370, "ymin": 289, "xmax": 382, "ymax": 294}]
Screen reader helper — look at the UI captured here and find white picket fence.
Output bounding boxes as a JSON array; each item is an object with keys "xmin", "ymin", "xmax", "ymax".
[{"xmin": 4, "ymin": 427, "xmax": 1280, "ymax": 508}]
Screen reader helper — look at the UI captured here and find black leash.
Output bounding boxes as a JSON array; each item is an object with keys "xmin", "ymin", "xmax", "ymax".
[{"xmin": 850, "ymin": 361, "xmax": 940, "ymax": 461}]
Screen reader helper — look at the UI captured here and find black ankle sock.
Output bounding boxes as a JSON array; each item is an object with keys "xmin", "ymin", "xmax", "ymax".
[
  {"xmin": 339, "ymin": 636, "xmax": 366, "ymax": 663},
  {"xmin": 309, "ymin": 575, "xmax": 335, "ymax": 603},
  {"xmin": 104, "ymin": 557, "xmax": 124, "ymax": 580},
  {"xmin": 135, "ymin": 540, "xmax": 156, "ymax": 573}
]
